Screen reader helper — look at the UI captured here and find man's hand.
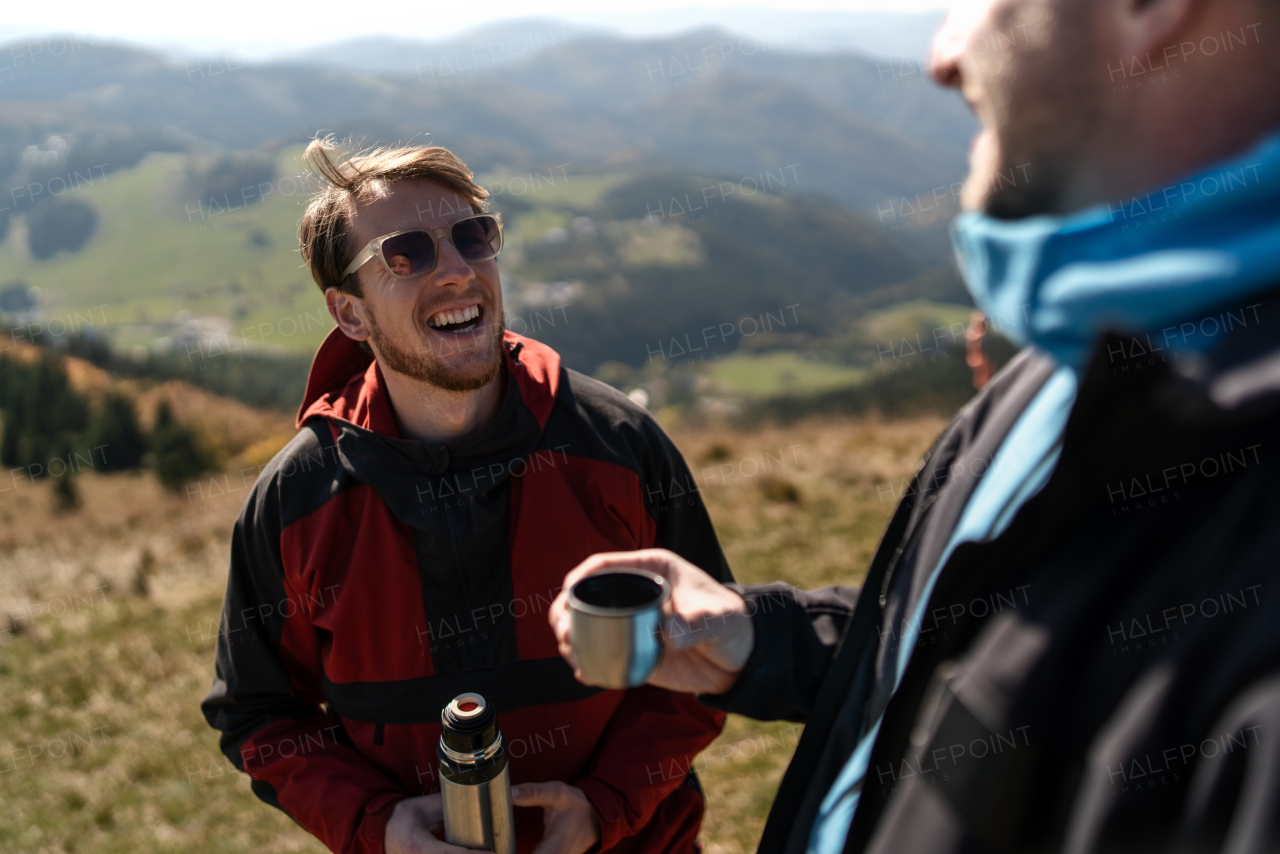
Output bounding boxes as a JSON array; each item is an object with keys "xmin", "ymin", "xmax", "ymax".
[
  {"xmin": 550, "ymin": 549, "xmax": 755, "ymax": 696},
  {"xmin": 385, "ymin": 794, "xmax": 485, "ymax": 854},
  {"xmin": 512, "ymin": 781, "xmax": 601, "ymax": 854}
]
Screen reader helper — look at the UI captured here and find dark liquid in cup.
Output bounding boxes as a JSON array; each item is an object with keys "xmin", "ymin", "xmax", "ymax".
[{"xmin": 573, "ymin": 573, "xmax": 662, "ymax": 610}]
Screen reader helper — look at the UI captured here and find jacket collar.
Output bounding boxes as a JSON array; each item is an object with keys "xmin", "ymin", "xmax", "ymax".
[{"xmin": 295, "ymin": 327, "xmax": 561, "ymax": 437}]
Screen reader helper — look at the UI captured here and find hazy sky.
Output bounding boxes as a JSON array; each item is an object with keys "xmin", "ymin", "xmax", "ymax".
[{"xmin": 2, "ymin": 1, "xmax": 950, "ymax": 59}]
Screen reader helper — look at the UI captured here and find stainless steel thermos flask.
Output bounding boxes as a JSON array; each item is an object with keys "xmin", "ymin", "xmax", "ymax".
[{"xmin": 438, "ymin": 692, "xmax": 517, "ymax": 854}]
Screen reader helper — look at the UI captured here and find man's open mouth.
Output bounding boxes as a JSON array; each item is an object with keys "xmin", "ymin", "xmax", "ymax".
[{"xmin": 426, "ymin": 303, "xmax": 483, "ymax": 334}]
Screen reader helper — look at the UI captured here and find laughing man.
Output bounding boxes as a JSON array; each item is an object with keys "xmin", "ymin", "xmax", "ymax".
[{"xmin": 202, "ymin": 139, "xmax": 730, "ymax": 854}]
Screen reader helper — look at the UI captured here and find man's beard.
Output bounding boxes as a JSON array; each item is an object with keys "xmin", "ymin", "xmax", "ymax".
[
  {"xmin": 365, "ymin": 304, "xmax": 505, "ymax": 392},
  {"xmin": 978, "ymin": 141, "xmax": 1082, "ymax": 220},
  {"xmin": 966, "ymin": 0, "xmax": 1104, "ymax": 220}
]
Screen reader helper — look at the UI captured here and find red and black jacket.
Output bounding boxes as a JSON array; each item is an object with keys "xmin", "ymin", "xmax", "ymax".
[{"xmin": 201, "ymin": 329, "xmax": 730, "ymax": 854}]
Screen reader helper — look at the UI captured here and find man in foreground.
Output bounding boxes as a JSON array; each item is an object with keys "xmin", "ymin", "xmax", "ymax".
[
  {"xmin": 202, "ymin": 139, "xmax": 729, "ymax": 854},
  {"xmin": 554, "ymin": 0, "xmax": 1280, "ymax": 851}
]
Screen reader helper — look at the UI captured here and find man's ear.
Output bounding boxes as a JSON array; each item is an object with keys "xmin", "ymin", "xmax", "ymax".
[
  {"xmin": 326, "ymin": 287, "xmax": 371, "ymax": 342},
  {"xmin": 1110, "ymin": 0, "xmax": 1201, "ymax": 61}
]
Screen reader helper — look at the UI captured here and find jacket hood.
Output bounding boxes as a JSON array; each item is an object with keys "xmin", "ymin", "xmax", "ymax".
[{"xmin": 296, "ymin": 327, "xmax": 560, "ymax": 434}]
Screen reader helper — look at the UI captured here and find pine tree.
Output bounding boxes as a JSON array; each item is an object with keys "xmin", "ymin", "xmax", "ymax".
[
  {"xmin": 88, "ymin": 392, "xmax": 147, "ymax": 471},
  {"xmin": 150, "ymin": 400, "xmax": 214, "ymax": 490},
  {"xmin": 0, "ymin": 413, "xmax": 18, "ymax": 468}
]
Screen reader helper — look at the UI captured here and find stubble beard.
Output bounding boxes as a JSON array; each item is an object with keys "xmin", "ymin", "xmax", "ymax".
[
  {"xmin": 365, "ymin": 303, "xmax": 506, "ymax": 393},
  {"xmin": 975, "ymin": 135, "xmax": 1083, "ymax": 220},
  {"xmin": 967, "ymin": 0, "xmax": 1105, "ymax": 219}
]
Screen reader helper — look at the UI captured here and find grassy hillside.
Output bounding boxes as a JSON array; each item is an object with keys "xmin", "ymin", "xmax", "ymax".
[
  {"xmin": 0, "ymin": 408, "xmax": 944, "ymax": 854},
  {"xmin": 0, "ymin": 149, "xmax": 325, "ymax": 352},
  {"xmin": 709, "ymin": 352, "xmax": 868, "ymax": 397},
  {"xmin": 0, "ymin": 148, "xmax": 959, "ymax": 377}
]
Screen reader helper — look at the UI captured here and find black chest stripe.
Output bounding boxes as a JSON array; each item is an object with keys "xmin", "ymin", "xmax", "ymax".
[{"xmin": 322, "ymin": 657, "xmax": 605, "ymax": 724}]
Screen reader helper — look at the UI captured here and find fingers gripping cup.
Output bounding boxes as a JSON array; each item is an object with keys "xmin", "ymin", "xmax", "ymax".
[{"xmin": 568, "ymin": 569, "xmax": 669, "ymax": 689}]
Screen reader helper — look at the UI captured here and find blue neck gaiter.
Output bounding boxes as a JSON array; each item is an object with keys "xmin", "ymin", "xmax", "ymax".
[{"xmin": 952, "ymin": 131, "xmax": 1280, "ymax": 372}]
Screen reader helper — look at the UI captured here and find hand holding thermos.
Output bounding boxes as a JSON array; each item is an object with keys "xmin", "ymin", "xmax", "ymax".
[{"xmin": 385, "ymin": 692, "xmax": 600, "ymax": 854}]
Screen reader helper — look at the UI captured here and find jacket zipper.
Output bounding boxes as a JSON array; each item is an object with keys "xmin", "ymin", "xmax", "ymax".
[{"xmin": 441, "ymin": 501, "xmax": 477, "ymax": 668}]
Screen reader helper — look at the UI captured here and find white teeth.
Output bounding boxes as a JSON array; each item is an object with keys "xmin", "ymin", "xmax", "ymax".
[{"xmin": 428, "ymin": 304, "xmax": 480, "ymax": 328}]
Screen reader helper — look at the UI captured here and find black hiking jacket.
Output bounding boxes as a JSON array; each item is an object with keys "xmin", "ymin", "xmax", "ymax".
[{"xmin": 704, "ymin": 287, "xmax": 1280, "ymax": 854}]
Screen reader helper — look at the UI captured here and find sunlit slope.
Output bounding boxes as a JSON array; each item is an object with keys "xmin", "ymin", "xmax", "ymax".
[{"xmin": 0, "ymin": 149, "xmax": 327, "ymax": 351}]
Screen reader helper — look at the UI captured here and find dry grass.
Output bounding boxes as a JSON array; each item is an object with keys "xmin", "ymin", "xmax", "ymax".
[
  {"xmin": 0, "ymin": 413, "xmax": 944, "ymax": 853},
  {"xmin": 0, "ymin": 470, "xmax": 306, "ymax": 853}
]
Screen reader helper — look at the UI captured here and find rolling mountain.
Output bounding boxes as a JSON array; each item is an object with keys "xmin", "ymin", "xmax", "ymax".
[
  {"xmin": 289, "ymin": 19, "xmax": 602, "ymax": 73},
  {"xmin": 0, "ymin": 31, "xmax": 975, "ymax": 214}
]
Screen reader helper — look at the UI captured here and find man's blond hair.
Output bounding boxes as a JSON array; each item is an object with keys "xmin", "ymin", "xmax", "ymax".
[{"xmin": 299, "ymin": 137, "xmax": 489, "ymax": 295}]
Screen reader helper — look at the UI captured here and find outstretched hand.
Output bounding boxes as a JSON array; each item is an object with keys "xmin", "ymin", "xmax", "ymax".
[{"xmin": 550, "ymin": 549, "xmax": 755, "ymax": 696}]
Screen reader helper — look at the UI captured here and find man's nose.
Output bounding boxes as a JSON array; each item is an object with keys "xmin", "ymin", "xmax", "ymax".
[
  {"xmin": 928, "ymin": 9, "xmax": 966, "ymax": 87},
  {"xmin": 431, "ymin": 237, "xmax": 476, "ymax": 285}
]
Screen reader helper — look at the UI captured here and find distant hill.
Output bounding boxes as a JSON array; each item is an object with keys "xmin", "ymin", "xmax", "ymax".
[
  {"xmin": 290, "ymin": 19, "xmax": 603, "ymax": 73},
  {"xmin": 286, "ymin": 11, "xmax": 948, "ymax": 72},
  {"xmin": 0, "ymin": 10, "xmax": 946, "ymax": 67},
  {"xmin": 0, "ymin": 32, "xmax": 973, "ymax": 213},
  {"xmin": 518, "ymin": 169, "xmax": 955, "ymax": 370},
  {"xmin": 553, "ymin": 9, "xmax": 948, "ymax": 61}
]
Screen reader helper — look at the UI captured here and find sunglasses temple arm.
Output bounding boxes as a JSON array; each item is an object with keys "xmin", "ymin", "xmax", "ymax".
[{"xmin": 342, "ymin": 245, "xmax": 379, "ymax": 279}]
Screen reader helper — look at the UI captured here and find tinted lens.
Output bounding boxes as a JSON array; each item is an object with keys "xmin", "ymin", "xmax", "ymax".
[
  {"xmin": 450, "ymin": 215, "xmax": 502, "ymax": 262},
  {"xmin": 381, "ymin": 231, "xmax": 436, "ymax": 277}
]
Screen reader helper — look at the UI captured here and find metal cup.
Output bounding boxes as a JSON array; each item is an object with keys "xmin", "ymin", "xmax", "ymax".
[{"xmin": 568, "ymin": 569, "xmax": 669, "ymax": 689}]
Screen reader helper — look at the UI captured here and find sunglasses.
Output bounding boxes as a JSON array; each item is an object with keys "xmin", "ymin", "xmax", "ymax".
[{"xmin": 343, "ymin": 212, "xmax": 504, "ymax": 280}]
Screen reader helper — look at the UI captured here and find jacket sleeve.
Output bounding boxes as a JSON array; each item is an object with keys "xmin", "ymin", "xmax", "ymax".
[
  {"xmin": 698, "ymin": 582, "xmax": 861, "ymax": 723},
  {"xmin": 201, "ymin": 468, "xmax": 404, "ymax": 854}
]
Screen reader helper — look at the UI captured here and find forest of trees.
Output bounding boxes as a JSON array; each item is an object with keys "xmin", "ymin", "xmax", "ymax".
[
  {"xmin": 53, "ymin": 327, "xmax": 311, "ymax": 411},
  {"xmin": 0, "ymin": 346, "xmax": 215, "ymax": 499}
]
